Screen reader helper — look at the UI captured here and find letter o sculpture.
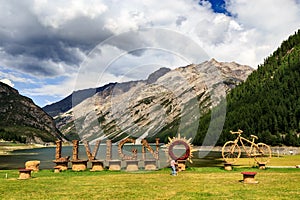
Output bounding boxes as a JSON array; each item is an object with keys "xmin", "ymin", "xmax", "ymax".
[{"xmin": 168, "ymin": 140, "xmax": 191, "ymax": 161}]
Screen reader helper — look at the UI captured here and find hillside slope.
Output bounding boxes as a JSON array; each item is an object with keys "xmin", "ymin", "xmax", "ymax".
[
  {"xmin": 0, "ymin": 82, "xmax": 65, "ymax": 144},
  {"xmin": 196, "ymin": 30, "xmax": 300, "ymax": 146}
]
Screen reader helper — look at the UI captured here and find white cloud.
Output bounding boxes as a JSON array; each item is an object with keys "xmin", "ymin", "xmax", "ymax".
[
  {"xmin": 32, "ymin": 0, "xmax": 108, "ymax": 28},
  {"xmin": 22, "ymin": 77, "xmax": 76, "ymax": 98},
  {"xmin": 226, "ymin": 0, "xmax": 300, "ymax": 32},
  {"xmin": 76, "ymin": 43, "xmax": 190, "ymax": 91},
  {"xmin": 220, "ymin": 0, "xmax": 300, "ymax": 67},
  {"xmin": 0, "ymin": 78, "xmax": 14, "ymax": 87},
  {"xmin": 0, "ymin": 0, "xmax": 300, "ymax": 105},
  {"xmin": 0, "ymin": 66, "xmax": 37, "ymax": 84}
]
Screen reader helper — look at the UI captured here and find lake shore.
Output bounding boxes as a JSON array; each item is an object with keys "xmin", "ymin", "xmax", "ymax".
[{"xmin": 0, "ymin": 142, "xmax": 49, "ymax": 155}]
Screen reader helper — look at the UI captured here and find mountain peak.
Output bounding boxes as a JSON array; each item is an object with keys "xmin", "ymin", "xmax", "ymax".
[
  {"xmin": 209, "ymin": 58, "xmax": 218, "ymax": 64},
  {"xmin": 146, "ymin": 67, "xmax": 171, "ymax": 84},
  {"xmin": 0, "ymin": 81, "xmax": 19, "ymax": 95}
]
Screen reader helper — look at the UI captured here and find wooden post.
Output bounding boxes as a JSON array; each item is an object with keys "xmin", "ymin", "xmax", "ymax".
[
  {"xmin": 155, "ymin": 138, "xmax": 160, "ymax": 160},
  {"xmin": 55, "ymin": 140, "xmax": 62, "ymax": 160},
  {"xmin": 53, "ymin": 141, "xmax": 69, "ymax": 171},
  {"xmin": 106, "ymin": 140, "xmax": 112, "ymax": 161},
  {"xmin": 72, "ymin": 140, "xmax": 79, "ymax": 161}
]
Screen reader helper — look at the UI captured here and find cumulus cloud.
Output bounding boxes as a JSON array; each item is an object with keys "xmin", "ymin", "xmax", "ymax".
[
  {"xmin": 221, "ymin": 0, "xmax": 300, "ymax": 65},
  {"xmin": 226, "ymin": 0, "xmax": 300, "ymax": 32},
  {"xmin": 32, "ymin": 0, "xmax": 108, "ymax": 28},
  {"xmin": 0, "ymin": 0, "xmax": 299, "ymax": 106},
  {"xmin": 0, "ymin": 78, "xmax": 14, "ymax": 87}
]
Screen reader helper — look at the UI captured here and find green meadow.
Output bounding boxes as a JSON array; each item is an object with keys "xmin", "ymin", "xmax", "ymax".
[{"xmin": 1, "ymin": 164, "xmax": 300, "ymax": 200}]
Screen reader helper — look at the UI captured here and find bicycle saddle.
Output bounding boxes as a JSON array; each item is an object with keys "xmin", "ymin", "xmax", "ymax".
[
  {"xmin": 230, "ymin": 129, "xmax": 243, "ymax": 134},
  {"xmin": 250, "ymin": 135, "xmax": 258, "ymax": 139}
]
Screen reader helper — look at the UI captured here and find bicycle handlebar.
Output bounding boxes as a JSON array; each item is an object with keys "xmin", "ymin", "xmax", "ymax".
[{"xmin": 230, "ymin": 129, "xmax": 243, "ymax": 134}]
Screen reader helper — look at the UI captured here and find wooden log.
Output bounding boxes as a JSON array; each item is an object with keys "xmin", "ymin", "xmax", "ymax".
[
  {"xmin": 106, "ymin": 140, "xmax": 112, "ymax": 161},
  {"xmin": 55, "ymin": 140, "xmax": 62, "ymax": 160},
  {"xmin": 72, "ymin": 140, "xmax": 79, "ymax": 161}
]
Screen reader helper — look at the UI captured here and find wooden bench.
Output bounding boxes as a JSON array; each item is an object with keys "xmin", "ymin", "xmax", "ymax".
[
  {"xmin": 18, "ymin": 169, "xmax": 32, "ymax": 179},
  {"xmin": 241, "ymin": 172, "xmax": 258, "ymax": 183}
]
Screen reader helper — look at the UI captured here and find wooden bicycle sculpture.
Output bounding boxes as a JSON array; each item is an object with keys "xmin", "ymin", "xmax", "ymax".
[{"xmin": 222, "ymin": 129, "xmax": 272, "ymax": 164}]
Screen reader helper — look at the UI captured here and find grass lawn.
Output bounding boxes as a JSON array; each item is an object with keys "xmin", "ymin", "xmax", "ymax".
[
  {"xmin": 227, "ymin": 154, "xmax": 300, "ymax": 167},
  {"xmin": 1, "ymin": 167, "xmax": 300, "ymax": 200}
]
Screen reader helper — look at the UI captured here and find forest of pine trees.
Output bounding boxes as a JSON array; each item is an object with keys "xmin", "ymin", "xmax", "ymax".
[{"xmin": 194, "ymin": 30, "xmax": 300, "ymax": 147}]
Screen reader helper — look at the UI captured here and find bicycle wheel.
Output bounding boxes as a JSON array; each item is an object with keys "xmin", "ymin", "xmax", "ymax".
[
  {"xmin": 222, "ymin": 141, "xmax": 241, "ymax": 164},
  {"xmin": 254, "ymin": 143, "xmax": 272, "ymax": 164}
]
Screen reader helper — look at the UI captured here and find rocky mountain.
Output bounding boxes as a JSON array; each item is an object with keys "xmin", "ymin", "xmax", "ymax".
[
  {"xmin": 44, "ymin": 68, "xmax": 172, "ymax": 117},
  {"xmin": 0, "ymin": 82, "xmax": 65, "ymax": 144},
  {"xmin": 49, "ymin": 59, "xmax": 253, "ymax": 143}
]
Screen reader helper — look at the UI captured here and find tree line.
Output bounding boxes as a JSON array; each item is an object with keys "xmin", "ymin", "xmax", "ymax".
[
  {"xmin": 194, "ymin": 30, "xmax": 300, "ymax": 146},
  {"xmin": 0, "ymin": 128, "xmax": 26, "ymax": 143}
]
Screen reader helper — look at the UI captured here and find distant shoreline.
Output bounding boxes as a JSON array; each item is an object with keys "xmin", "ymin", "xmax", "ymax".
[{"xmin": 0, "ymin": 142, "xmax": 49, "ymax": 155}]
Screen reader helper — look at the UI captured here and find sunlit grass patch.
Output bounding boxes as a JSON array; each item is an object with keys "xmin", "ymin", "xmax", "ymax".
[{"xmin": 1, "ymin": 167, "xmax": 300, "ymax": 199}]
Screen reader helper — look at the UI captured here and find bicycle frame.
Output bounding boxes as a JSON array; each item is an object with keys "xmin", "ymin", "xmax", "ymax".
[
  {"xmin": 222, "ymin": 130, "xmax": 272, "ymax": 164},
  {"xmin": 232, "ymin": 134, "xmax": 258, "ymax": 157}
]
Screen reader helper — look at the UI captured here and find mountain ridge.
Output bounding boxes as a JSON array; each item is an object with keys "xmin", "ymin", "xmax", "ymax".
[
  {"xmin": 43, "ymin": 67, "xmax": 172, "ymax": 117},
  {"xmin": 50, "ymin": 59, "xmax": 253, "ymax": 143},
  {"xmin": 0, "ymin": 82, "xmax": 65, "ymax": 144}
]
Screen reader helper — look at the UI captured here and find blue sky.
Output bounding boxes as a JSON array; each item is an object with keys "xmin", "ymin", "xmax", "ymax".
[
  {"xmin": 0, "ymin": 0, "xmax": 299, "ymax": 107},
  {"xmin": 204, "ymin": 0, "xmax": 229, "ymax": 15}
]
